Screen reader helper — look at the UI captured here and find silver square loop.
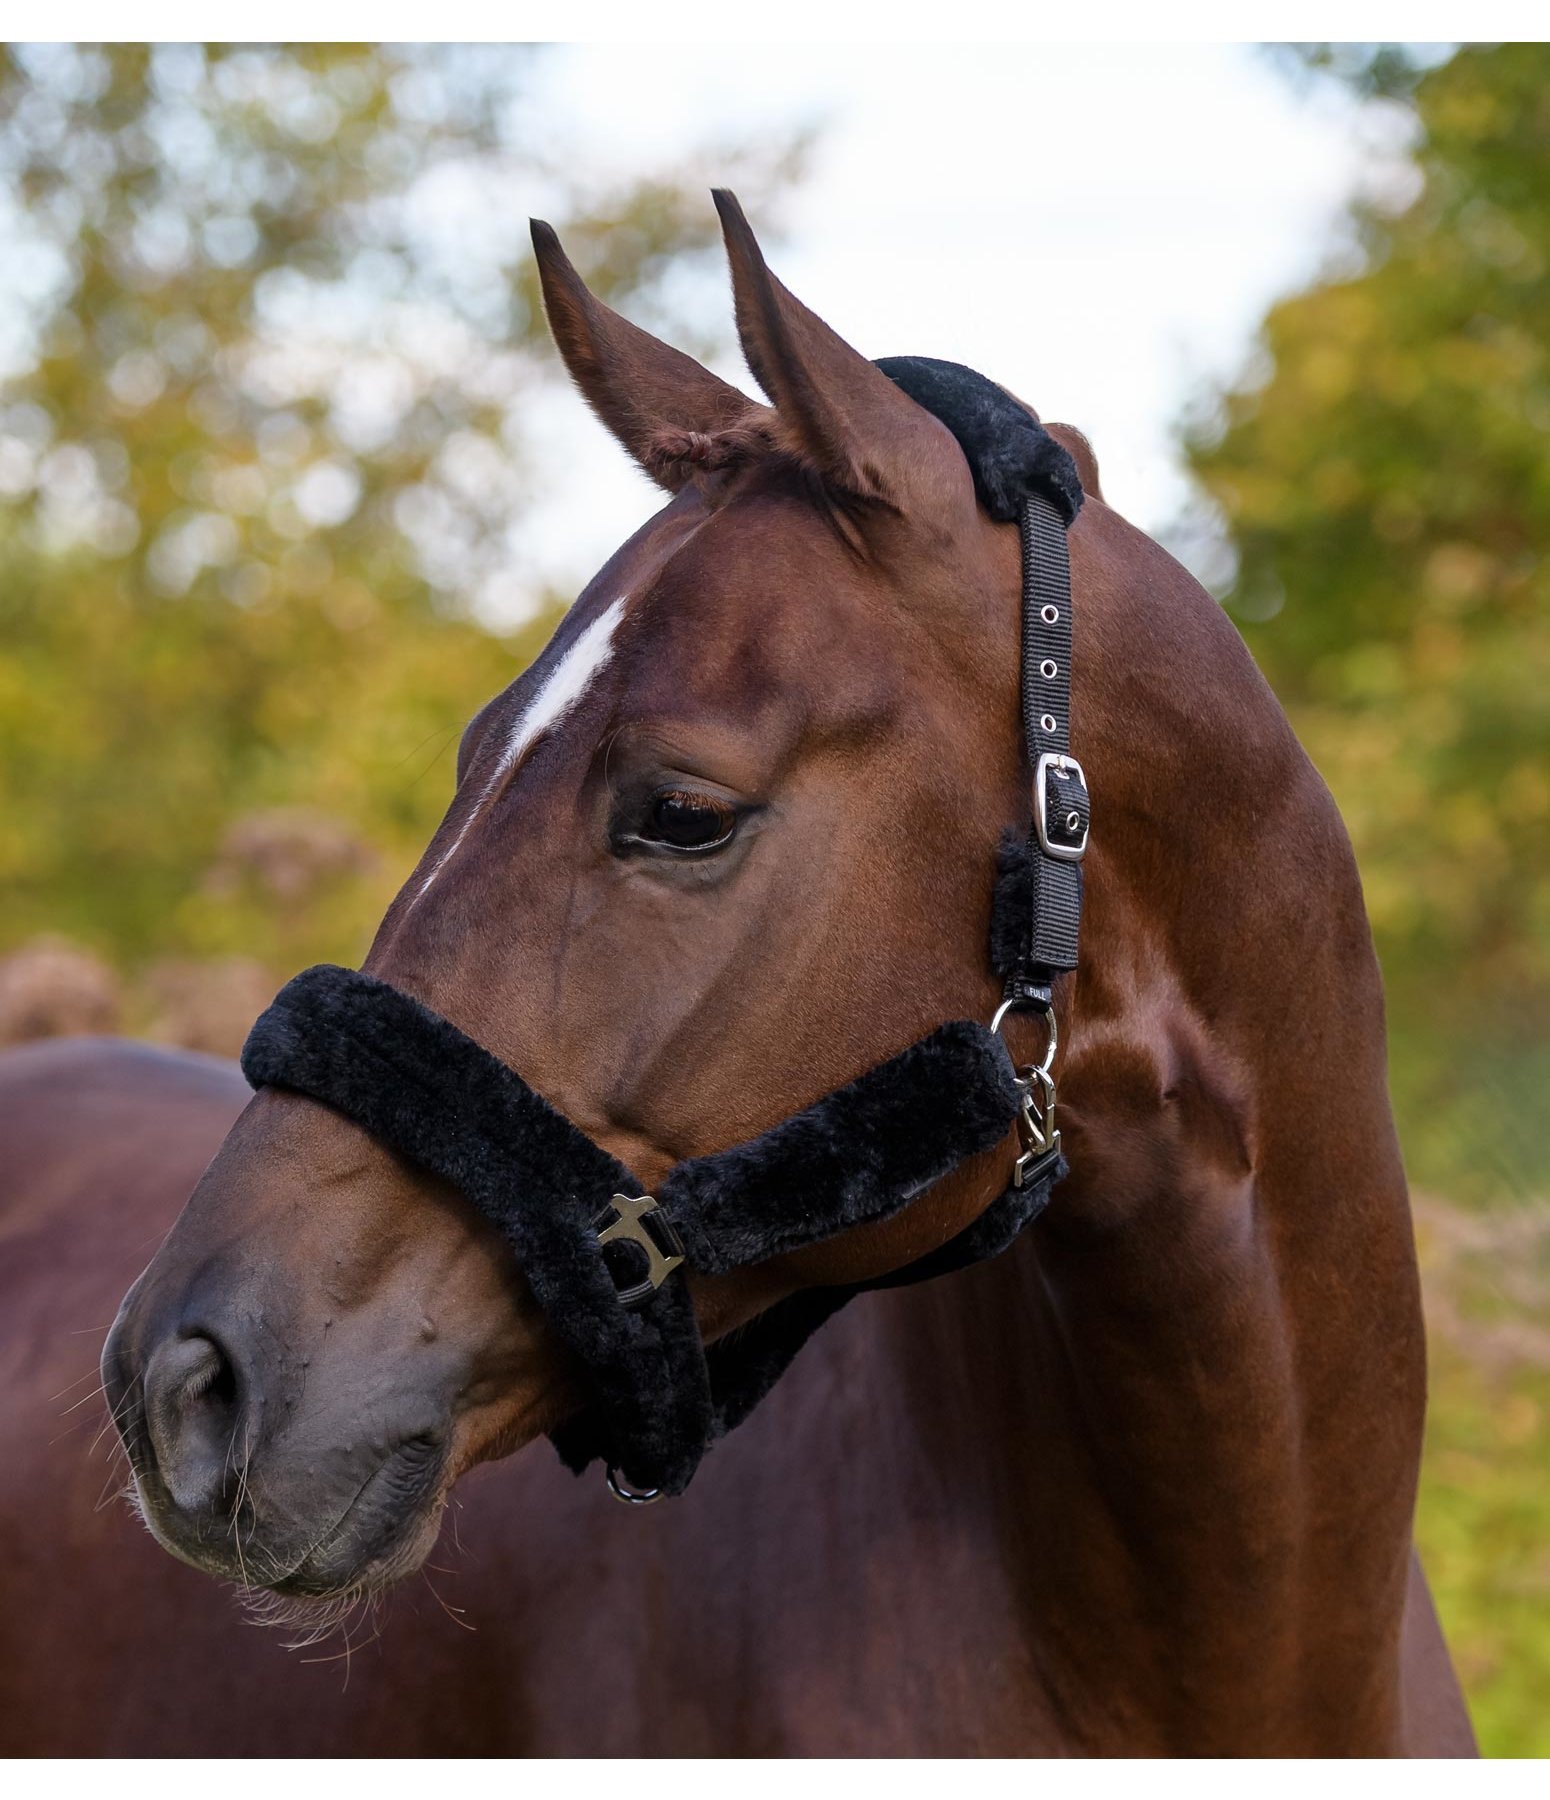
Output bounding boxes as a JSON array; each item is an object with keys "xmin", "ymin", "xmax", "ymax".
[{"xmin": 1034, "ymin": 752, "xmax": 1089, "ymax": 862}]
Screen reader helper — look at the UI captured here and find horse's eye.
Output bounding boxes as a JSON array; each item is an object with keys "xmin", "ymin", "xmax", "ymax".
[{"xmin": 642, "ymin": 788, "xmax": 737, "ymax": 851}]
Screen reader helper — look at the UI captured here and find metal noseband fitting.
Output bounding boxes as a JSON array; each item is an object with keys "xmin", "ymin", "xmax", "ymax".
[{"xmin": 594, "ymin": 1194, "xmax": 687, "ymax": 1308}]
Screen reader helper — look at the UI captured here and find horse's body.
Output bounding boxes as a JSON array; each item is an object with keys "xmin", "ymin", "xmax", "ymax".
[
  {"xmin": 1, "ymin": 197, "xmax": 1478, "ymax": 1753},
  {"xmin": 1, "ymin": 1027, "xmax": 1471, "ymax": 1755}
]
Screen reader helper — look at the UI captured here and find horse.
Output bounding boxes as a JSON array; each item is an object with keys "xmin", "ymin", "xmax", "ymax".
[{"xmin": 0, "ymin": 193, "xmax": 1475, "ymax": 1755}]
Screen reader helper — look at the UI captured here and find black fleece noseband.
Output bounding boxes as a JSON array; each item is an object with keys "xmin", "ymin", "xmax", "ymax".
[{"xmin": 241, "ymin": 357, "xmax": 1089, "ymax": 1500}]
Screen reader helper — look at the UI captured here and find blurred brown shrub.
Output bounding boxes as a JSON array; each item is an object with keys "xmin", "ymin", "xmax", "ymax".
[
  {"xmin": 0, "ymin": 808, "xmax": 380, "ymax": 1057},
  {"xmin": 0, "ymin": 934, "xmax": 274, "ymax": 1059},
  {"xmin": 0, "ymin": 936, "xmax": 122, "ymax": 1044},
  {"xmin": 139, "ymin": 955, "xmax": 277, "ymax": 1058}
]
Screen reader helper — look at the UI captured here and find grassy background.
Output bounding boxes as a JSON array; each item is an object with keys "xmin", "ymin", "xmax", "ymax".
[{"xmin": 1415, "ymin": 1197, "xmax": 1550, "ymax": 1754}]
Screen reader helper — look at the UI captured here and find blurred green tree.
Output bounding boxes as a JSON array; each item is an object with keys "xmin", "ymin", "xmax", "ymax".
[
  {"xmin": 1183, "ymin": 43, "xmax": 1550, "ymax": 1206},
  {"xmin": 0, "ymin": 44, "xmax": 800, "ymax": 982}
]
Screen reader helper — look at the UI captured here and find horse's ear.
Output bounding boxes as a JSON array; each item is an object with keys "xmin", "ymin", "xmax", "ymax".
[
  {"xmin": 711, "ymin": 189, "xmax": 963, "ymax": 516},
  {"xmin": 530, "ymin": 219, "xmax": 759, "ymax": 491}
]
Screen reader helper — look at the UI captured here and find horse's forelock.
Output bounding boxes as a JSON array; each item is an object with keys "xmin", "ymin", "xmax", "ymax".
[{"xmin": 637, "ymin": 409, "xmax": 818, "ymax": 498}]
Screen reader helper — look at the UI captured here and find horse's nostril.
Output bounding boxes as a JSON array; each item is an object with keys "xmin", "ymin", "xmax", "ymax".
[
  {"xmin": 191, "ymin": 1334, "xmax": 236, "ymax": 1407},
  {"xmin": 143, "ymin": 1330, "xmax": 246, "ymax": 1518}
]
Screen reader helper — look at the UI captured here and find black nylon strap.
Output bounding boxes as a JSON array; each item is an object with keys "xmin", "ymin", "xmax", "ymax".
[{"xmin": 1008, "ymin": 493, "xmax": 1086, "ymax": 993}]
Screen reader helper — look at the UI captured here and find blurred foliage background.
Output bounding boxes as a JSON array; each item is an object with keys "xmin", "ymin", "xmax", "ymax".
[
  {"xmin": 1184, "ymin": 42, "xmax": 1550, "ymax": 1754},
  {"xmin": 0, "ymin": 42, "xmax": 798, "ymax": 1042},
  {"xmin": 1188, "ymin": 41, "xmax": 1550, "ymax": 1218},
  {"xmin": 0, "ymin": 40, "xmax": 1543, "ymax": 1754}
]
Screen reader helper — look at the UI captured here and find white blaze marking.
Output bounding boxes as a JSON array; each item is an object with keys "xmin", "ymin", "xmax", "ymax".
[{"xmin": 413, "ymin": 596, "xmax": 627, "ymax": 901}]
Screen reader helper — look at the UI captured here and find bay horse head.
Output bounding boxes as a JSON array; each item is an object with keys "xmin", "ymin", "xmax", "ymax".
[
  {"xmin": 102, "ymin": 194, "xmax": 1410, "ymax": 1643},
  {"xmin": 105, "ymin": 195, "xmax": 1062, "ymax": 1594}
]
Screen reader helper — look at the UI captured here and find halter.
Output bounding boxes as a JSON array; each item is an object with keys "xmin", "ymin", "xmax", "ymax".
[{"xmin": 240, "ymin": 358, "xmax": 1089, "ymax": 1501}]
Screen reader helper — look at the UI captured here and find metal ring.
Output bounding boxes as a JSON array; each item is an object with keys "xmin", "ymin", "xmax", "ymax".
[
  {"xmin": 1041, "ymin": 713, "xmax": 1057, "ymax": 734},
  {"xmin": 1041, "ymin": 659, "xmax": 1058, "ymax": 680},
  {"xmin": 989, "ymin": 995, "xmax": 1058, "ymax": 1075},
  {"xmin": 1041, "ymin": 604, "xmax": 1059, "ymax": 624},
  {"xmin": 606, "ymin": 1466, "xmax": 663, "ymax": 1505}
]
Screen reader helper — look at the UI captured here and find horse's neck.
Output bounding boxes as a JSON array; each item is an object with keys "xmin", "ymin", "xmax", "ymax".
[
  {"xmin": 556, "ymin": 511, "xmax": 1426, "ymax": 1754},
  {"xmin": 846, "ymin": 1003, "xmax": 1420, "ymax": 1755},
  {"xmin": 834, "ymin": 513, "xmax": 1427, "ymax": 1751}
]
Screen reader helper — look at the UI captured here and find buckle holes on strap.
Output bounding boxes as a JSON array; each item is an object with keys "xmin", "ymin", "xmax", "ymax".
[
  {"xmin": 1041, "ymin": 713, "xmax": 1057, "ymax": 734},
  {"xmin": 1041, "ymin": 604, "xmax": 1059, "ymax": 623},
  {"xmin": 1040, "ymin": 659, "xmax": 1058, "ymax": 680}
]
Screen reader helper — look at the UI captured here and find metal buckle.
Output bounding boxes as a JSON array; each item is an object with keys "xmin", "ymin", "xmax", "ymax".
[
  {"xmin": 990, "ymin": 995, "xmax": 1062, "ymax": 1188},
  {"xmin": 593, "ymin": 1193, "xmax": 686, "ymax": 1308},
  {"xmin": 1035, "ymin": 752, "xmax": 1089, "ymax": 862}
]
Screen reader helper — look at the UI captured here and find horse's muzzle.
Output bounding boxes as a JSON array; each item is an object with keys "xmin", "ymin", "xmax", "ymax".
[{"xmin": 101, "ymin": 1276, "xmax": 450, "ymax": 1595}]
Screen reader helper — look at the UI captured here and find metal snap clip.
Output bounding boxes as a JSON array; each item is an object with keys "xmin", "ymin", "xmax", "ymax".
[{"xmin": 990, "ymin": 995, "xmax": 1061, "ymax": 1187}]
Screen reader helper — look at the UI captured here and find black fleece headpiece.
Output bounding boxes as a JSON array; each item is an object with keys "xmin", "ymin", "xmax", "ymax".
[
  {"xmin": 876, "ymin": 355, "xmax": 1084, "ymax": 526},
  {"xmin": 240, "ymin": 358, "xmax": 1083, "ymax": 1497}
]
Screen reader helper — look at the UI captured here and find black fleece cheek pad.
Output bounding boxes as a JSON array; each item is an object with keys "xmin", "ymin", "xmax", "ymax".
[{"xmin": 241, "ymin": 964, "xmax": 1040, "ymax": 1496}]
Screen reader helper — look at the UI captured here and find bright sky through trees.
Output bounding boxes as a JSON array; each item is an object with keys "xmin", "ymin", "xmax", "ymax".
[{"xmin": 517, "ymin": 43, "xmax": 1431, "ymax": 606}]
